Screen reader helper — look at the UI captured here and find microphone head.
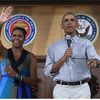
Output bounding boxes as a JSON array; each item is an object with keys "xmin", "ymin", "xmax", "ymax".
[
  {"xmin": 67, "ymin": 39, "xmax": 72, "ymax": 48},
  {"xmin": 66, "ymin": 35, "xmax": 71, "ymax": 47}
]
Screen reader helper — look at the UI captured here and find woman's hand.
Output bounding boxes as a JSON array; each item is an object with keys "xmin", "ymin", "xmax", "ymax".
[
  {"xmin": 0, "ymin": 6, "xmax": 13, "ymax": 25},
  {"xmin": 4, "ymin": 66, "xmax": 16, "ymax": 77}
]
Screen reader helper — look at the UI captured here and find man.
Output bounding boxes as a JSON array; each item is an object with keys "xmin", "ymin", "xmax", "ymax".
[{"xmin": 44, "ymin": 12, "xmax": 100, "ymax": 98}]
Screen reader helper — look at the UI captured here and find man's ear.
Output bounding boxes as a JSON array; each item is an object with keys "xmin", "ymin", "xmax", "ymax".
[{"xmin": 76, "ymin": 23, "xmax": 79, "ymax": 28}]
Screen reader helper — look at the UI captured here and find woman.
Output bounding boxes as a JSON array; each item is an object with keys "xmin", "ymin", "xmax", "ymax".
[{"xmin": 0, "ymin": 6, "xmax": 37, "ymax": 98}]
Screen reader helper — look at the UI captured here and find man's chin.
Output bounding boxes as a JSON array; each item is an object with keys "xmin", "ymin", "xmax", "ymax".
[
  {"xmin": 65, "ymin": 30, "xmax": 75, "ymax": 35},
  {"xmin": 66, "ymin": 32, "xmax": 74, "ymax": 35},
  {"xmin": 13, "ymin": 45, "xmax": 19, "ymax": 48}
]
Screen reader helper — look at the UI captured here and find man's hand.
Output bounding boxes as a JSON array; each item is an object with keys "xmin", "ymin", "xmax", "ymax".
[
  {"xmin": 88, "ymin": 59, "xmax": 99, "ymax": 69},
  {"xmin": 62, "ymin": 48, "xmax": 73, "ymax": 61},
  {"xmin": 0, "ymin": 6, "xmax": 13, "ymax": 25}
]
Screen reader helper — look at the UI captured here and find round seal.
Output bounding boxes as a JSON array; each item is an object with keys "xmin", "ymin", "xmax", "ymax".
[
  {"xmin": 76, "ymin": 14, "xmax": 98, "ymax": 42},
  {"xmin": 4, "ymin": 14, "xmax": 37, "ymax": 46}
]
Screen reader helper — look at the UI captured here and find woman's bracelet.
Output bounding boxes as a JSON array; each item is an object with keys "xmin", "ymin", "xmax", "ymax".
[{"xmin": 15, "ymin": 73, "xmax": 25, "ymax": 82}]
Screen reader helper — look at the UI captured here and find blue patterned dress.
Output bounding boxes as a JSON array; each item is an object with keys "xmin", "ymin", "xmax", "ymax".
[{"xmin": 0, "ymin": 48, "xmax": 31, "ymax": 98}]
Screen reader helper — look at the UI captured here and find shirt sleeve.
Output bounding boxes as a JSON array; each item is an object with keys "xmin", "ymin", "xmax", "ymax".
[
  {"xmin": 86, "ymin": 40, "xmax": 100, "ymax": 60},
  {"xmin": 44, "ymin": 46, "xmax": 58, "ymax": 77}
]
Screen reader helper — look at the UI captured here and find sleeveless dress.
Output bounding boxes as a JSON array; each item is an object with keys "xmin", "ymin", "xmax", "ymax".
[{"xmin": 0, "ymin": 48, "xmax": 31, "ymax": 98}]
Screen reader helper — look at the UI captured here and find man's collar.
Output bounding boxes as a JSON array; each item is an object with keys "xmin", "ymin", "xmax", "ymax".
[{"xmin": 64, "ymin": 35, "xmax": 79, "ymax": 43}]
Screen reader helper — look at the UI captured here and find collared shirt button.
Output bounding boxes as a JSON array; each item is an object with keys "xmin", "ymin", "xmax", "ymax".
[
  {"xmin": 71, "ymin": 75, "xmax": 73, "ymax": 78},
  {"xmin": 69, "ymin": 67, "xmax": 72, "ymax": 70}
]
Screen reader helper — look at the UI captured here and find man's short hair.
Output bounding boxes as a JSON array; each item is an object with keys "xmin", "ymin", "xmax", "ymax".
[{"xmin": 62, "ymin": 12, "xmax": 78, "ymax": 24}]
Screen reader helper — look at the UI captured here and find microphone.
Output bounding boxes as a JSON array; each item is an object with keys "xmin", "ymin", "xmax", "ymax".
[{"xmin": 67, "ymin": 39, "xmax": 72, "ymax": 48}]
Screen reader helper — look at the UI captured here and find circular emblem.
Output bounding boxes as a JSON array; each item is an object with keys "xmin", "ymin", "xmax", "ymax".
[
  {"xmin": 76, "ymin": 14, "xmax": 98, "ymax": 42},
  {"xmin": 4, "ymin": 14, "xmax": 37, "ymax": 46}
]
